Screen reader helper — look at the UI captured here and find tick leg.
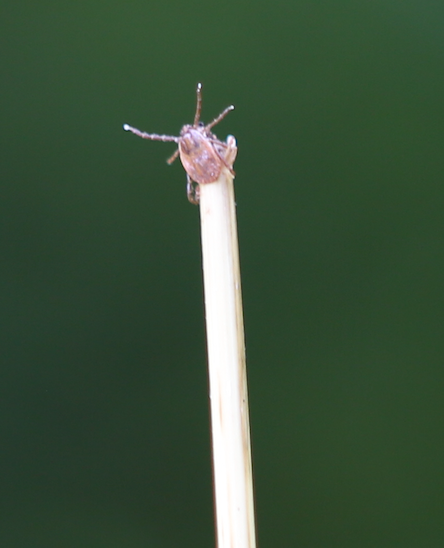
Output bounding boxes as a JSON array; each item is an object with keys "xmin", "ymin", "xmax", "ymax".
[
  {"xmin": 123, "ymin": 124, "xmax": 179, "ymax": 143},
  {"xmin": 205, "ymin": 105, "xmax": 234, "ymax": 131},
  {"xmin": 193, "ymin": 83, "xmax": 203, "ymax": 127},
  {"xmin": 224, "ymin": 134, "xmax": 238, "ymax": 166},
  {"xmin": 209, "ymin": 142, "xmax": 236, "ymax": 176},
  {"xmin": 167, "ymin": 148, "xmax": 180, "ymax": 164},
  {"xmin": 187, "ymin": 175, "xmax": 200, "ymax": 205}
]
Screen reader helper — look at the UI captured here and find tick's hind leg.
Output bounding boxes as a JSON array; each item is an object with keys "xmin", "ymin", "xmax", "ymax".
[
  {"xmin": 167, "ymin": 148, "xmax": 180, "ymax": 165},
  {"xmin": 209, "ymin": 139, "xmax": 236, "ymax": 176},
  {"xmin": 186, "ymin": 174, "xmax": 200, "ymax": 205}
]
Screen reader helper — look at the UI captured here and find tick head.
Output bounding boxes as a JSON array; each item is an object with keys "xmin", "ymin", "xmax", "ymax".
[
  {"xmin": 180, "ymin": 124, "xmax": 193, "ymax": 137},
  {"xmin": 179, "ymin": 127, "xmax": 203, "ymax": 156}
]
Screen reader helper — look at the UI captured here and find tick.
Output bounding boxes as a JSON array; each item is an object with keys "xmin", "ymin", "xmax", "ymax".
[{"xmin": 123, "ymin": 83, "xmax": 236, "ymax": 204}]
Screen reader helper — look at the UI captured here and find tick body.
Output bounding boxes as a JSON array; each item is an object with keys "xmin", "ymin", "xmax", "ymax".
[{"xmin": 123, "ymin": 83, "xmax": 236, "ymax": 204}]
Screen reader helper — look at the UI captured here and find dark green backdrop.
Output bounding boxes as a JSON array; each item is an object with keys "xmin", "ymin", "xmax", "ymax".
[{"xmin": 2, "ymin": 1, "xmax": 444, "ymax": 547}]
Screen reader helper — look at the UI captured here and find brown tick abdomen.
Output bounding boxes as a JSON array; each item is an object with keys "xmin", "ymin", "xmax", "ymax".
[{"xmin": 178, "ymin": 127, "xmax": 222, "ymax": 185}]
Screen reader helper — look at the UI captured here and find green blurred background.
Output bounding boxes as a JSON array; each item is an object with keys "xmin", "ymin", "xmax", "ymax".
[{"xmin": 2, "ymin": 1, "xmax": 444, "ymax": 546}]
